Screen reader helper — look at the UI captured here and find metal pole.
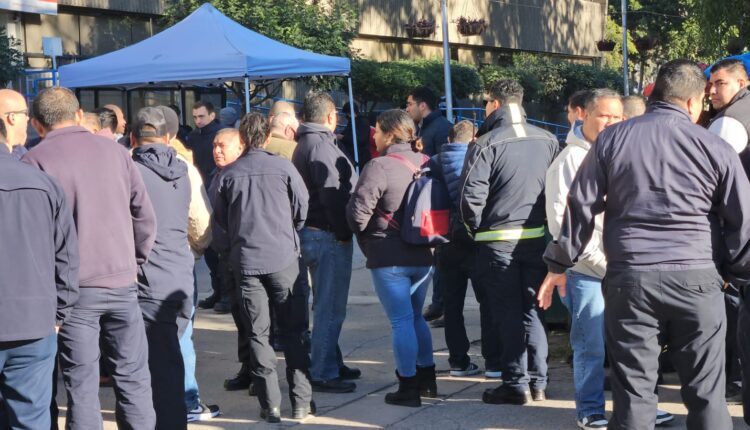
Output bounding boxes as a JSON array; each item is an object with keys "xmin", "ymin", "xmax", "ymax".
[
  {"xmin": 347, "ymin": 76, "xmax": 360, "ymax": 174},
  {"xmin": 244, "ymin": 76, "xmax": 251, "ymax": 114},
  {"xmin": 441, "ymin": 0, "xmax": 454, "ymax": 122},
  {"xmin": 621, "ymin": 0, "xmax": 629, "ymax": 95},
  {"xmin": 52, "ymin": 56, "xmax": 58, "ymax": 87}
]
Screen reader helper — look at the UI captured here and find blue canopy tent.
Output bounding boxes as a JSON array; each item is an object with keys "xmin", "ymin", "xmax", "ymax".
[
  {"xmin": 58, "ymin": 3, "xmax": 361, "ymax": 166},
  {"xmin": 704, "ymin": 52, "xmax": 750, "ymax": 78}
]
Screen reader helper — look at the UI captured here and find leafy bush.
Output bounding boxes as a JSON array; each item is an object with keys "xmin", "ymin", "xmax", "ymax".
[
  {"xmin": 480, "ymin": 53, "xmax": 624, "ymax": 112},
  {"xmin": 350, "ymin": 59, "xmax": 482, "ymax": 110}
]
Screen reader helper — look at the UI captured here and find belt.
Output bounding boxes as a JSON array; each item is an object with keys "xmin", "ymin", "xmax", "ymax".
[{"xmin": 473, "ymin": 226, "xmax": 545, "ymax": 242}]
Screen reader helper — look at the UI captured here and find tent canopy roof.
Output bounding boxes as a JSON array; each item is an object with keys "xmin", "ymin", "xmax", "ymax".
[{"xmin": 58, "ymin": 3, "xmax": 351, "ymax": 89}]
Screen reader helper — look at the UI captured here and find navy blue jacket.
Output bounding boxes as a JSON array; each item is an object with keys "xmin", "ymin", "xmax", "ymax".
[
  {"xmin": 0, "ymin": 144, "xmax": 79, "ymax": 342},
  {"xmin": 432, "ymin": 142, "xmax": 471, "ymax": 242},
  {"xmin": 213, "ymin": 149, "xmax": 309, "ymax": 275},
  {"xmin": 133, "ymin": 144, "xmax": 194, "ymax": 301},
  {"xmin": 293, "ymin": 122, "xmax": 358, "ymax": 241},
  {"xmin": 544, "ymin": 102, "xmax": 750, "ymax": 286},
  {"xmin": 418, "ymin": 110, "xmax": 453, "ymax": 156},
  {"xmin": 187, "ymin": 120, "xmax": 223, "ymax": 182}
]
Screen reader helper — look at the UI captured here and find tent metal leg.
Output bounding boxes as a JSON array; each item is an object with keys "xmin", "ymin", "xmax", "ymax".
[
  {"xmin": 244, "ymin": 77, "xmax": 251, "ymax": 114},
  {"xmin": 347, "ymin": 76, "xmax": 360, "ymax": 174}
]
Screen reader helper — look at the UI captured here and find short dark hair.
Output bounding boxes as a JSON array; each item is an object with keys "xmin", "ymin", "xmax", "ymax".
[
  {"xmin": 710, "ymin": 58, "xmax": 749, "ymax": 79},
  {"xmin": 568, "ymin": 90, "xmax": 592, "ymax": 110},
  {"xmin": 238, "ymin": 112, "xmax": 269, "ymax": 150},
  {"xmin": 0, "ymin": 117, "xmax": 6, "ymax": 142},
  {"xmin": 193, "ymin": 100, "xmax": 215, "ymax": 114},
  {"xmin": 93, "ymin": 107, "xmax": 118, "ymax": 133},
  {"xmin": 650, "ymin": 59, "xmax": 706, "ymax": 105},
  {"xmin": 584, "ymin": 88, "xmax": 621, "ymax": 112},
  {"xmin": 408, "ymin": 86, "xmax": 439, "ymax": 111},
  {"xmin": 622, "ymin": 95, "xmax": 647, "ymax": 118},
  {"xmin": 449, "ymin": 120, "xmax": 475, "ymax": 143},
  {"xmin": 302, "ymin": 91, "xmax": 335, "ymax": 124},
  {"xmin": 32, "ymin": 87, "xmax": 80, "ymax": 130},
  {"xmin": 487, "ymin": 79, "xmax": 524, "ymax": 105}
]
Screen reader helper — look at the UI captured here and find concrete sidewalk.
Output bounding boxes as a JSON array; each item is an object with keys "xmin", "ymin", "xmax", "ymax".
[{"xmin": 56, "ymin": 249, "xmax": 745, "ymax": 429}]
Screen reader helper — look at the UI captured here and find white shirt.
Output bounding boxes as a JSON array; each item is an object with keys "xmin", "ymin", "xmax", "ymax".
[{"xmin": 708, "ymin": 116, "xmax": 748, "ymax": 153}]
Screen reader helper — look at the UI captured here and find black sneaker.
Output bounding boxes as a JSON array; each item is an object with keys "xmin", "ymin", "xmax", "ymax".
[
  {"xmin": 213, "ymin": 300, "xmax": 231, "ymax": 314},
  {"xmin": 197, "ymin": 294, "xmax": 218, "ymax": 310},
  {"xmin": 430, "ymin": 316, "xmax": 445, "ymax": 328},
  {"xmin": 531, "ymin": 388, "xmax": 546, "ymax": 401},
  {"xmin": 577, "ymin": 414, "xmax": 608, "ymax": 429},
  {"xmin": 482, "ymin": 384, "xmax": 532, "ymax": 405},
  {"xmin": 311, "ymin": 377, "xmax": 356, "ymax": 393},
  {"xmin": 187, "ymin": 401, "xmax": 221, "ymax": 422},
  {"xmin": 339, "ymin": 365, "xmax": 362, "ymax": 380},
  {"xmin": 449, "ymin": 362, "xmax": 481, "ymax": 377},
  {"xmin": 422, "ymin": 304, "xmax": 443, "ymax": 322},
  {"xmin": 727, "ymin": 383, "xmax": 743, "ymax": 405},
  {"xmin": 655, "ymin": 409, "xmax": 674, "ymax": 426},
  {"xmin": 260, "ymin": 407, "xmax": 281, "ymax": 423},
  {"xmin": 224, "ymin": 365, "xmax": 251, "ymax": 391}
]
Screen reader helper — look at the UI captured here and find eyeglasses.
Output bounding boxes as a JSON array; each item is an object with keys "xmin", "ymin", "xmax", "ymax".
[
  {"xmin": 483, "ymin": 99, "xmax": 495, "ymax": 105},
  {"xmin": 3, "ymin": 109, "xmax": 28, "ymax": 116}
]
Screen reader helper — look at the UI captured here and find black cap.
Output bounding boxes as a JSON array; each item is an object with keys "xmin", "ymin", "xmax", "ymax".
[
  {"xmin": 156, "ymin": 105, "xmax": 179, "ymax": 137},
  {"xmin": 133, "ymin": 107, "xmax": 168, "ymax": 139}
]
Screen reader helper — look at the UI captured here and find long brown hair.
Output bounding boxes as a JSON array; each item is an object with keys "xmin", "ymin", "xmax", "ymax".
[{"xmin": 377, "ymin": 109, "xmax": 422, "ymax": 152}]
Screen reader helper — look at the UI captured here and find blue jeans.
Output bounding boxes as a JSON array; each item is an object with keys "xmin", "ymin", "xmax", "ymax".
[
  {"xmin": 370, "ymin": 266, "xmax": 434, "ymax": 377},
  {"xmin": 300, "ymin": 228, "xmax": 353, "ymax": 381},
  {"xmin": 179, "ymin": 271, "xmax": 200, "ymax": 410},
  {"xmin": 560, "ymin": 270, "xmax": 605, "ymax": 420},
  {"xmin": 0, "ymin": 334, "xmax": 57, "ymax": 430}
]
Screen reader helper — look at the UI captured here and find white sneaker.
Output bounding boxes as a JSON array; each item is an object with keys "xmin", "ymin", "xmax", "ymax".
[
  {"xmin": 484, "ymin": 369, "xmax": 502, "ymax": 379},
  {"xmin": 449, "ymin": 362, "xmax": 481, "ymax": 377},
  {"xmin": 187, "ymin": 401, "xmax": 221, "ymax": 422},
  {"xmin": 577, "ymin": 414, "xmax": 608, "ymax": 429},
  {"xmin": 655, "ymin": 409, "xmax": 675, "ymax": 426}
]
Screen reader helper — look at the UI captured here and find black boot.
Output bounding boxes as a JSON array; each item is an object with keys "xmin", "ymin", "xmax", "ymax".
[
  {"xmin": 223, "ymin": 363, "xmax": 251, "ymax": 391},
  {"xmin": 384, "ymin": 372, "xmax": 421, "ymax": 407},
  {"xmin": 416, "ymin": 365, "xmax": 438, "ymax": 397}
]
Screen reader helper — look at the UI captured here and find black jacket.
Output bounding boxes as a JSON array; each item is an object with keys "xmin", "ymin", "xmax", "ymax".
[
  {"xmin": 418, "ymin": 110, "xmax": 453, "ymax": 156},
  {"xmin": 0, "ymin": 145, "xmax": 79, "ymax": 342},
  {"xmin": 340, "ymin": 115, "xmax": 372, "ymax": 168},
  {"xmin": 293, "ymin": 122, "xmax": 358, "ymax": 241},
  {"xmin": 459, "ymin": 104, "xmax": 558, "ymax": 237},
  {"xmin": 187, "ymin": 120, "xmax": 223, "ymax": 182},
  {"xmin": 544, "ymin": 102, "xmax": 750, "ymax": 286},
  {"xmin": 213, "ymin": 149, "xmax": 309, "ymax": 275},
  {"xmin": 346, "ymin": 143, "xmax": 434, "ymax": 268},
  {"xmin": 476, "ymin": 108, "xmax": 503, "ymax": 138},
  {"xmin": 133, "ymin": 144, "xmax": 194, "ymax": 301}
]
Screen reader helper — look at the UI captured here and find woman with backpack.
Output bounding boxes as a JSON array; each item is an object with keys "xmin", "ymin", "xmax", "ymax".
[{"xmin": 345, "ymin": 109, "xmax": 436, "ymax": 408}]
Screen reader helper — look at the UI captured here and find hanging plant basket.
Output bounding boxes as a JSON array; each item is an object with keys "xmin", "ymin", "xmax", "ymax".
[
  {"xmin": 456, "ymin": 17, "xmax": 488, "ymax": 36},
  {"xmin": 597, "ymin": 40, "xmax": 616, "ymax": 52},
  {"xmin": 634, "ymin": 36, "xmax": 658, "ymax": 52},
  {"xmin": 404, "ymin": 19, "xmax": 435, "ymax": 38}
]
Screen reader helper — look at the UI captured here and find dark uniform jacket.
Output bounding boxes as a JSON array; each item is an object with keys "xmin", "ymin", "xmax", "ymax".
[
  {"xmin": 133, "ymin": 144, "xmax": 194, "ymax": 302},
  {"xmin": 710, "ymin": 86, "xmax": 750, "ymax": 177},
  {"xmin": 0, "ymin": 144, "xmax": 79, "ymax": 342},
  {"xmin": 213, "ymin": 149, "xmax": 309, "ymax": 276},
  {"xmin": 346, "ymin": 143, "xmax": 434, "ymax": 269},
  {"xmin": 293, "ymin": 122, "xmax": 358, "ymax": 241},
  {"xmin": 459, "ymin": 104, "xmax": 559, "ymax": 239},
  {"xmin": 418, "ymin": 110, "xmax": 453, "ymax": 156},
  {"xmin": 187, "ymin": 119, "xmax": 223, "ymax": 182},
  {"xmin": 23, "ymin": 126, "xmax": 157, "ymax": 289},
  {"xmin": 544, "ymin": 102, "xmax": 750, "ymax": 286}
]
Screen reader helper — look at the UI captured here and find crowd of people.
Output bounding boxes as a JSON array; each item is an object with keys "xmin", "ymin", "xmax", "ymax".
[{"xmin": 2, "ymin": 57, "xmax": 750, "ymax": 430}]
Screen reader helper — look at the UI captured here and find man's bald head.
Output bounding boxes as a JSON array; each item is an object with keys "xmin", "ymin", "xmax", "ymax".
[
  {"xmin": 104, "ymin": 104, "xmax": 126, "ymax": 134},
  {"xmin": 270, "ymin": 111, "xmax": 299, "ymax": 141},
  {"xmin": 269, "ymin": 101, "xmax": 296, "ymax": 120},
  {"xmin": 0, "ymin": 89, "xmax": 29, "ymax": 146}
]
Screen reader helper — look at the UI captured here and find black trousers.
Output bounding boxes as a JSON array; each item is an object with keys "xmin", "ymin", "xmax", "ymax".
[
  {"xmin": 139, "ymin": 296, "xmax": 191, "ymax": 430},
  {"xmin": 473, "ymin": 240, "xmax": 548, "ymax": 391},
  {"xmin": 738, "ymin": 285, "xmax": 750, "ymax": 424},
  {"xmin": 604, "ymin": 268, "xmax": 730, "ymax": 430},
  {"xmin": 724, "ymin": 286, "xmax": 742, "ymax": 388},
  {"xmin": 436, "ymin": 240, "xmax": 502, "ymax": 370},
  {"xmin": 57, "ymin": 286, "xmax": 155, "ymax": 430},
  {"xmin": 204, "ymin": 248, "xmax": 224, "ymax": 302},
  {"xmin": 235, "ymin": 259, "xmax": 312, "ymax": 410},
  {"xmin": 220, "ymin": 257, "xmax": 251, "ymax": 364}
]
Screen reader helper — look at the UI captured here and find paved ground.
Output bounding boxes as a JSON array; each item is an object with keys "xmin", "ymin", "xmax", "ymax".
[{"xmin": 57, "ymin": 249, "xmax": 746, "ymax": 429}]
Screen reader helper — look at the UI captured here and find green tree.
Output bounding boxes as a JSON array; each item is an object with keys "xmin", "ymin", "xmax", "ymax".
[
  {"xmin": 349, "ymin": 59, "xmax": 482, "ymax": 111},
  {"xmin": 0, "ymin": 28, "xmax": 25, "ymax": 89},
  {"xmin": 163, "ymin": 0, "xmax": 359, "ymax": 104}
]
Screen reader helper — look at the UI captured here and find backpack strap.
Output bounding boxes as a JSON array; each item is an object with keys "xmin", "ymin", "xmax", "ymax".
[{"xmin": 385, "ymin": 153, "xmax": 429, "ymax": 176}]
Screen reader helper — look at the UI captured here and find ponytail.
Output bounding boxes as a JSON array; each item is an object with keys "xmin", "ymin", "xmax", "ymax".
[{"xmin": 409, "ymin": 137, "xmax": 423, "ymax": 153}]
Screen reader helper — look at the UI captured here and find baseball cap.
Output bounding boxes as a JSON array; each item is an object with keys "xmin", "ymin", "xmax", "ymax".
[
  {"xmin": 133, "ymin": 107, "xmax": 168, "ymax": 138},
  {"xmin": 156, "ymin": 105, "xmax": 179, "ymax": 137}
]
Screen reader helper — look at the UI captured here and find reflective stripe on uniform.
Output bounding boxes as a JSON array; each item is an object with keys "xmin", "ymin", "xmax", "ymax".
[{"xmin": 474, "ymin": 226, "xmax": 545, "ymax": 241}]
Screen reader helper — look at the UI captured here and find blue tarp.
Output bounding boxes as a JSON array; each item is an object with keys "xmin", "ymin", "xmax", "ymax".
[
  {"xmin": 58, "ymin": 3, "xmax": 351, "ymax": 88},
  {"xmin": 705, "ymin": 52, "xmax": 750, "ymax": 78}
]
